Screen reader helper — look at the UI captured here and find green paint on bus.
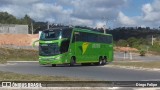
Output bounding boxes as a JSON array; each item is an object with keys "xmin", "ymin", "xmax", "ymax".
[{"xmin": 38, "ymin": 27, "xmax": 113, "ymax": 66}]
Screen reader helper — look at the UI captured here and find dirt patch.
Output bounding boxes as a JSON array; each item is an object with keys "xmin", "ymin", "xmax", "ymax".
[
  {"xmin": 114, "ymin": 46, "xmax": 138, "ymax": 52},
  {"xmin": 0, "ymin": 34, "xmax": 38, "ymax": 46}
]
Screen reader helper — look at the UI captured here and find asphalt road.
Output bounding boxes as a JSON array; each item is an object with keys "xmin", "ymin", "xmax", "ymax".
[
  {"xmin": 0, "ymin": 62, "xmax": 160, "ymax": 81},
  {"xmin": 114, "ymin": 52, "xmax": 160, "ymax": 61}
]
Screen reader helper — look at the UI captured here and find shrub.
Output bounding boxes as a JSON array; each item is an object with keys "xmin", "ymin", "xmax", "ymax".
[
  {"xmin": 116, "ymin": 39, "xmax": 128, "ymax": 47},
  {"xmin": 139, "ymin": 49, "xmax": 146, "ymax": 56}
]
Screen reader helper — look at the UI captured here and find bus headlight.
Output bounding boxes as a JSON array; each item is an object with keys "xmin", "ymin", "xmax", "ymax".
[{"xmin": 55, "ymin": 56, "xmax": 62, "ymax": 60}]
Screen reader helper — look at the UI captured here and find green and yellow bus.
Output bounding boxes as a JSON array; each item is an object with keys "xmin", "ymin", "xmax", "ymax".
[{"xmin": 38, "ymin": 27, "xmax": 113, "ymax": 66}]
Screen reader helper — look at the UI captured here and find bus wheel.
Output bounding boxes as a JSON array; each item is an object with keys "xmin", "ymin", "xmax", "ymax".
[
  {"xmin": 99, "ymin": 58, "xmax": 103, "ymax": 65},
  {"xmin": 81, "ymin": 63, "xmax": 91, "ymax": 66},
  {"xmin": 52, "ymin": 64, "xmax": 56, "ymax": 67},
  {"xmin": 102, "ymin": 57, "xmax": 107, "ymax": 65},
  {"xmin": 70, "ymin": 57, "xmax": 76, "ymax": 66}
]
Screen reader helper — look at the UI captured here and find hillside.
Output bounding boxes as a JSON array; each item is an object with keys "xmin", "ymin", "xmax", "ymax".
[{"xmin": 0, "ymin": 34, "xmax": 38, "ymax": 46}]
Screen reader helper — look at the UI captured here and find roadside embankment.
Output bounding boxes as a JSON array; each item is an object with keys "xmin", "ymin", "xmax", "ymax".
[
  {"xmin": 107, "ymin": 60, "xmax": 160, "ymax": 71},
  {"xmin": 0, "ymin": 47, "xmax": 38, "ymax": 63}
]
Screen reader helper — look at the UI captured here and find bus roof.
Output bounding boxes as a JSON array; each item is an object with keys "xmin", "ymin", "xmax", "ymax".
[
  {"xmin": 73, "ymin": 28, "xmax": 112, "ymax": 36},
  {"xmin": 42, "ymin": 27, "xmax": 112, "ymax": 36}
]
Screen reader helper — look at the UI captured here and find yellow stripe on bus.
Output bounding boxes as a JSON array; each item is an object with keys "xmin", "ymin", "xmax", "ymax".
[{"xmin": 82, "ymin": 42, "xmax": 89, "ymax": 55}]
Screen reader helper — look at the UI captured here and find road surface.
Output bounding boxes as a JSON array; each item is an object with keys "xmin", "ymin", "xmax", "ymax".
[
  {"xmin": 0, "ymin": 62, "xmax": 160, "ymax": 81},
  {"xmin": 114, "ymin": 52, "xmax": 160, "ymax": 61}
]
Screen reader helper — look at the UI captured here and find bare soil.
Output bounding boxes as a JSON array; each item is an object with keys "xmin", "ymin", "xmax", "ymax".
[
  {"xmin": 114, "ymin": 46, "xmax": 138, "ymax": 52},
  {"xmin": 0, "ymin": 34, "xmax": 38, "ymax": 46}
]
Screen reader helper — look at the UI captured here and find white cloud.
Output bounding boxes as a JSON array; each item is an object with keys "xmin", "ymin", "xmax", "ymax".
[
  {"xmin": 28, "ymin": 3, "xmax": 70, "ymax": 22},
  {"xmin": 95, "ymin": 21, "xmax": 106, "ymax": 28},
  {"xmin": 0, "ymin": 5, "xmax": 31, "ymax": 18},
  {"xmin": 0, "ymin": 0, "xmax": 129, "ymax": 27},
  {"xmin": 117, "ymin": 12, "xmax": 136, "ymax": 26},
  {"xmin": 152, "ymin": 0, "xmax": 160, "ymax": 10},
  {"xmin": 142, "ymin": 0, "xmax": 160, "ymax": 22},
  {"xmin": 71, "ymin": 17, "xmax": 93, "ymax": 26},
  {"xmin": 6, "ymin": 0, "xmax": 158, "ymax": 28},
  {"xmin": 70, "ymin": 0, "xmax": 127, "ymax": 20},
  {"xmin": 142, "ymin": 4, "xmax": 153, "ymax": 14},
  {"xmin": 0, "ymin": 0, "xmax": 41, "ymax": 5},
  {"xmin": 113, "ymin": 0, "xmax": 160, "ymax": 28}
]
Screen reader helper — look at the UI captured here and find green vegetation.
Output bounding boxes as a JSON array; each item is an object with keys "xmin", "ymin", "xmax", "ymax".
[
  {"xmin": 110, "ymin": 61, "xmax": 160, "ymax": 69},
  {"xmin": 115, "ymin": 37, "xmax": 149, "ymax": 49},
  {"xmin": 116, "ymin": 39, "xmax": 128, "ymax": 47},
  {"xmin": 1, "ymin": 11, "xmax": 160, "ymax": 54},
  {"xmin": 0, "ymin": 48, "xmax": 38, "ymax": 63},
  {"xmin": 0, "ymin": 11, "xmax": 60, "ymax": 34},
  {"xmin": 0, "ymin": 71, "xmax": 78, "ymax": 81},
  {"xmin": 149, "ymin": 41, "xmax": 160, "ymax": 53},
  {"xmin": 0, "ymin": 12, "xmax": 34, "ymax": 33},
  {"xmin": 114, "ymin": 36, "xmax": 160, "ymax": 55},
  {"xmin": 139, "ymin": 49, "xmax": 146, "ymax": 56}
]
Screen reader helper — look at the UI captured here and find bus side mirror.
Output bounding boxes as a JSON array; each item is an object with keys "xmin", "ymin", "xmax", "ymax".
[
  {"xmin": 39, "ymin": 31, "xmax": 42, "ymax": 39},
  {"xmin": 32, "ymin": 40, "xmax": 39, "ymax": 47}
]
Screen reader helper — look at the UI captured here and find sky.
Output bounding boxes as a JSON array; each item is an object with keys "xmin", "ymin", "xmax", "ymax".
[{"xmin": 0, "ymin": 0, "xmax": 160, "ymax": 28}]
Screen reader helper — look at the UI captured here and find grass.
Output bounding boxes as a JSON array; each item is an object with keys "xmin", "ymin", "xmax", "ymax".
[
  {"xmin": 110, "ymin": 61, "xmax": 160, "ymax": 69},
  {"xmin": 0, "ymin": 47, "xmax": 38, "ymax": 63},
  {"xmin": 0, "ymin": 71, "xmax": 79, "ymax": 81}
]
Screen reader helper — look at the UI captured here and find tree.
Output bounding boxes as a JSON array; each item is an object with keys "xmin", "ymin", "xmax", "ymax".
[
  {"xmin": 0, "ymin": 12, "xmax": 18, "ymax": 24},
  {"xmin": 21, "ymin": 14, "xmax": 35, "ymax": 34},
  {"xmin": 116, "ymin": 39, "xmax": 128, "ymax": 47},
  {"xmin": 127, "ymin": 37, "xmax": 137, "ymax": 47}
]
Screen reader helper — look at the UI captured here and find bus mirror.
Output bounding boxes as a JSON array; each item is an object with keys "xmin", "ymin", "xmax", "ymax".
[{"xmin": 39, "ymin": 31, "xmax": 42, "ymax": 39}]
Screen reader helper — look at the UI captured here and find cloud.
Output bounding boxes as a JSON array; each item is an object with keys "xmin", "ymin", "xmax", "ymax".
[
  {"xmin": 28, "ymin": 3, "xmax": 72, "ymax": 23},
  {"xmin": 95, "ymin": 21, "xmax": 106, "ymax": 28},
  {"xmin": 142, "ymin": 0, "xmax": 160, "ymax": 22},
  {"xmin": 114, "ymin": 0, "xmax": 160, "ymax": 28},
  {"xmin": 0, "ymin": 0, "xmax": 41, "ymax": 5},
  {"xmin": 70, "ymin": 0, "xmax": 127, "ymax": 20},
  {"xmin": 0, "ymin": 0, "xmax": 129, "ymax": 27},
  {"xmin": 58, "ymin": 0, "xmax": 128, "ymax": 26},
  {"xmin": 117, "ymin": 12, "xmax": 136, "ymax": 26},
  {"xmin": 0, "ymin": 5, "xmax": 31, "ymax": 18},
  {"xmin": 71, "ymin": 17, "xmax": 93, "ymax": 26},
  {"xmin": 1, "ymin": 0, "xmax": 149, "ymax": 27}
]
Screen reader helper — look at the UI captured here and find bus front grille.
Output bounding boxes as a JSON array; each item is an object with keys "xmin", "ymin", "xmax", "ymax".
[{"xmin": 39, "ymin": 43, "xmax": 60, "ymax": 56}]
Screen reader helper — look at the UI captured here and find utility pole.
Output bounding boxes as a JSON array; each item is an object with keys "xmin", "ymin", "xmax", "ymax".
[
  {"xmin": 103, "ymin": 25, "xmax": 106, "ymax": 34},
  {"xmin": 47, "ymin": 22, "xmax": 49, "ymax": 29},
  {"xmin": 152, "ymin": 35, "xmax": 156, "ymax": 45},
  {"xmin": 102, "ymin": 16, "xmax": 107, "ymax": 34},
  {"xmin": 152, "ymin": 35, "xmax": 153, "ymax": 45},
  {"xmin": 31, "ymin": 22, "xmax": 33, "ymax": 34}
]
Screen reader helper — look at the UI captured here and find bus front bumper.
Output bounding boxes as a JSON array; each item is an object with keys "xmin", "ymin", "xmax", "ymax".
[{"xmin": 39, "ymin": 56, "xmax": 64, "ymax": 65}]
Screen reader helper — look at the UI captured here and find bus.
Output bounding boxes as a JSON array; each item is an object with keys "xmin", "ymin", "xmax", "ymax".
[{"xmin": 38, "ymin": 27, "xmax": 113, "ymax": 66}]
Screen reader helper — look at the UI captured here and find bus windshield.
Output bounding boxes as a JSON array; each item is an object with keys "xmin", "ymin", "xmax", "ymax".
[
  {"xmin": 40, "ymin": 28, "xmax": 72, "ymax": 40},
  {"xmin": 40, "ymin": 30, "xmax": 62, "ymax": 40}
]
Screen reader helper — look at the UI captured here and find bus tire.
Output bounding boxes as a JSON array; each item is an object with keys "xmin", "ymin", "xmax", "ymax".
[
  {"xmin": 102, "ymin": 57, "xmax": 107, "ymax": 65},
  {"xmin": 93, "ymin": 57, "xmax": 103, "ymax": 66},
  {"xmin": 52, "ymin": 64, "xmax": 56, "ymax": 67},
  {"xmin": 70, "ymin": 57, "xmax": 76, "ymax": 66},
  {"xmin": 81, "ymin": 63, "xmax": 91, "ymax": 66},
  {"xmin": 99, "ymin": 57, "xmax": 103, "ymax": 65}
]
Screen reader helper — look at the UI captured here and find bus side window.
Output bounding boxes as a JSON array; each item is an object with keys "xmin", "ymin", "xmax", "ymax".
[
  {"xmin": 72, "ymin": 32, "xmax": 80, "ymax": 43},
  {"xmin": 72, "ymin": 35, "xmax": 75, "ymax": 43},
  {"xmin": 60, "ymin": 40, "xmax": 70, "ymax": 53}
]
